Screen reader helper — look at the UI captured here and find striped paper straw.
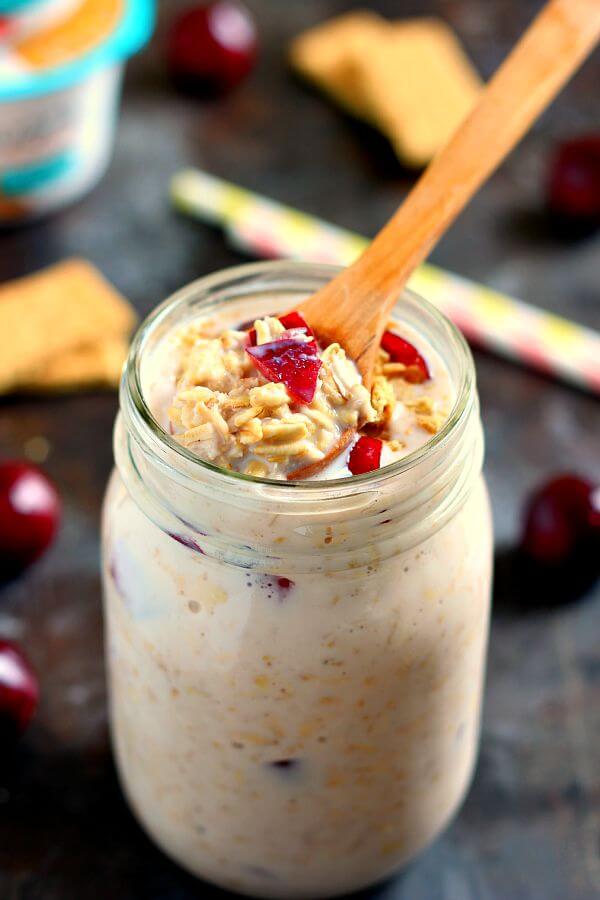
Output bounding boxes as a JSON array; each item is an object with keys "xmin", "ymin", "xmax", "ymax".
[{"xmin": 171, "ymin": 168, "xmax": 600, "ymax": 395}]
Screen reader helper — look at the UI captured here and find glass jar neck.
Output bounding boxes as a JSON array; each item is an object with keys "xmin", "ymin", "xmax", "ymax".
[{"xmin": 116, "ymin": 262, "xmax": 483, "ymax": 574}]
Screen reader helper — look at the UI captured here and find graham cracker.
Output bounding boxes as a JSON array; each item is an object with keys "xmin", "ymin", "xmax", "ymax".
[
  {"xmin": 362, "ymin": 19, "xmax": 482, "ymax": 167},
  {"xmin": 289, "ymin": 11, "xmax": 386, "ymax": 119},
  {"xmin": 0, "ymin": 259, "xmax": 137, "ymax": 394},
  {"xmin": 19, "ymin": 335, "xmax": 129, "ymax": 393},
  {"xmin": 289, "ymin": 13, "xmax": 482, "ymax": 167}
]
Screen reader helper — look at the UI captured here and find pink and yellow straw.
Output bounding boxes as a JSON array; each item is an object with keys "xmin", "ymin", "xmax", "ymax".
[{"xmin": 171, "ymin": 169, "xmax": 600, "ymax": 396}]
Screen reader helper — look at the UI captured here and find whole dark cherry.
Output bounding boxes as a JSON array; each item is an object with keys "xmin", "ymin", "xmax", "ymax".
[
  {"xmin": 167, "ymin": 1, "xmax": 258, "ymax": 96},
  {"xmin": 0, "ymin": 461, "xmax": 61, "ymax": 570},
  {"xmin": 0, "ymin": 639, "xmax": 39, "ymax": 743},
  {"xmin": 520, "ymin": 473, "xmax": 599, "ymax": 566},
  {"xmin": 547, "ymin": 135, "xmax": 600, "ymax": 227}
]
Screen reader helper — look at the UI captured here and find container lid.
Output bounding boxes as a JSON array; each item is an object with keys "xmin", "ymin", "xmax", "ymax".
[
  {"xmin": 0, "ymin": 0, "xmax": 155, "ymax": 101},
  {"xmin": 0, "ymin": 0, "xmax": 41, "ymax": 13}
]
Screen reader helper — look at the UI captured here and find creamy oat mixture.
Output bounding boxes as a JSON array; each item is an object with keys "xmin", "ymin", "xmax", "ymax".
[
  {"xmin": 103, "ymin": 290, "xmax": 491, "ymax": 898},
  {"xmin": 147, "ymin": 310, "xmax": 453, "ymax": 480}
]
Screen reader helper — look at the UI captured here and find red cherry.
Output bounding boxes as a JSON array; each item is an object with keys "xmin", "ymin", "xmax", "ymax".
[
  {"xmin": 381, "ymin": 331, "xmax": 430, "ymax": 382},
  {"xmin": 247, "ymin": 333, "xmax": 322, "ymax": 404},
  {"xmin": 0, "ymin": 639, "xmax": 39, "ymax": 743},
  {"xmin": 276, "ymin": 577, "xmax": 294, "ymax": 591},
  {"xmin": 521, "ymin": 474, "xmax": 599, "ymax": 566},
  {"xmin": 0, "ymin": 18, "xmax": 13, "ymax": 40},
  {"xmin": 278, "ymin": 312, "xmax": 314, "ymax": 336},
  {"xmin": 547, "ymin": 135, "xmax": 600, "ymax": 224},
  {"xmin": 589, "ymin": 487, "xmax": 600, "ymax": 531},
  {"xmin": 0, "ymin": 461, "xmax": 61, "ymax": 569},
  {"xmin": 348, "ymin": 436, "xmax": 383, "ymax": 476},
  {"xmin": 167, "ymin": 1, "xmax": 258, "ymax": 96},
  {"xmin": 247, "ymin": 311, "xmax": 313, "ymax": 347}
]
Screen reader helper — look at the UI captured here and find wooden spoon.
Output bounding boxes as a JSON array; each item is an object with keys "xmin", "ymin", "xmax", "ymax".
[{"xmin": 287, "ymin": 0, "xmax": 600, "ymax": 480}]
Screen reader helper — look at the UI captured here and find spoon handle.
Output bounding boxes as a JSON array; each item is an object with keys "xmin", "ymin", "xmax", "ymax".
[{"xmin": 302, "ymin": 0, "xmax": 600, "ymax": 372}]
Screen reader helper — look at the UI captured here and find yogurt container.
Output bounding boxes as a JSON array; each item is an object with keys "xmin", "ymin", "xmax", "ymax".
[{"xmin": 0, "ymin": 0, "xmax": 154, "ymax": 222}]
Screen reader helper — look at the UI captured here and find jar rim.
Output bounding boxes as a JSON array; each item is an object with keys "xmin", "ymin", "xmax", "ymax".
[{"xmin": 123, "ymin": 260, "xmax": 476, "ymax": 495}]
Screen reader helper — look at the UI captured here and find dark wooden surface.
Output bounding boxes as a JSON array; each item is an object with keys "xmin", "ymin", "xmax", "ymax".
[{"xmin": 1, "ymin": 2, "xmax": 599, "ymax": 898}]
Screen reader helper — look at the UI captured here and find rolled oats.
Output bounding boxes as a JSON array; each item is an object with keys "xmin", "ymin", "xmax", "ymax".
[
  {"xmin": 238, "ymin": 418, "xmax": 264, "ymax": 445},
  {"xmin": 371, "ymin": 375, "xmax": 396, "ymax": 423},
  {"xmin": 229, "ymin": 406, "xmax": 261, "ymax": 429},
  {"xmin": 249, "ymin": 382, "xmax": 289, "ymax": 408},
  {"xmin": 166, "ymin": 315, "xmax": 377, "ymax": 477},
  {"xmin": 261, "ymin": 420, "xmax": 310, "ymax": 443},
  {"xmin": 163, "ymin": 312, "xmax": 446, "ymax": 479},
  {"xmin": 254, "ymin": 316, "xmax": 286, "ymax": 345},
  {"xmin": 301, "ymin": 407, "xmax": 336, "ymax": 431},
  {"xmin": 179, "ymin": 423, "xmax": 215, "ymax": 445},
  {"xmin": 244, "ymin": 460, "xmax": 269, "ymax": 478}
]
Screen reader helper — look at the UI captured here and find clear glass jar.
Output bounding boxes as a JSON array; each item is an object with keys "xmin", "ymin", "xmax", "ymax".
[{"xmin": 102, "ymin": 262, "xmax": 493, "ymax": 899}]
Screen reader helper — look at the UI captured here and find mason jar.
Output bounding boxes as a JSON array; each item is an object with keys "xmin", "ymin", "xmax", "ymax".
[{"xmin": 102, "ymin": 261, "xmax": 493, "ymax": 899}]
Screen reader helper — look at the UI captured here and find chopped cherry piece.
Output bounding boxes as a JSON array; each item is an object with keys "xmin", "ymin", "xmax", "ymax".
[
  {"xmin": 547, "ymin": 135, "xmax": 600, "ymax": 224},
  {"xmin": 0, "ymin": 461, "xmax": 61, "ymax": 569},
  {"xmin": 247, "ymin": 311, "xmax": 313, "ymax": 346},
  {"xmin": 278, "ymin": 312, "xmax": 313, "ymax": 335},
  {"xmin": 247, "ymin": 335, "xmax": 321, "ymax": 404},
  {"xmin": 381, "ymin": 331, "xmax": 430, "ymax": 382},
  {"xmin": 521, "ymin": 473, "xmax": 599, "ymax": 566},
  {"xmin": 167, "ymin": 1, "xmax": 258, "ymax": 96},
  {"xmin": 0, "ymin": 639, "xmax": 39, "ymax": 743},
  {"xmin": 348, "ymin": 436, "xmax": 383, "ymax": 475}
]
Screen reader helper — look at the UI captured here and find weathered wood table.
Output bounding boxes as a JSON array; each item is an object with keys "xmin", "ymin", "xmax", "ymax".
[{"xmin": 0, "ymin": 2, "xmax": 598, "ymax": 898}]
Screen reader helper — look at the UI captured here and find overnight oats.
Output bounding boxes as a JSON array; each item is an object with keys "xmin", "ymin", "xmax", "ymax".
[{"xmin": 102, "ymin": 262, "xmax": 493, "ymax": 898}]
